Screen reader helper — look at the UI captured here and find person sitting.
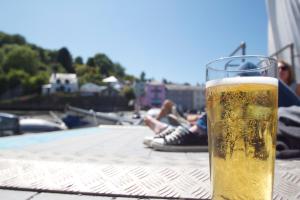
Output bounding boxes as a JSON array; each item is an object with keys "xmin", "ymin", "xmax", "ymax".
[
  {"xmin": 278, "ymin": 60, "xmax": 300, "ymax": 96},
  {"xmin": 277, "ymin": 61, "xmax": 300, "ymax": 107},
  {"xmin": 144, "ymin": 99, "xmax": 202, "ymax": 134},
  {"xmin": 143, "ymin": 61, "xmax": 300, "ymax": 154},
  {"xmin": 143, "ymin": 100, "xmax": 207, "ymax": 152}
]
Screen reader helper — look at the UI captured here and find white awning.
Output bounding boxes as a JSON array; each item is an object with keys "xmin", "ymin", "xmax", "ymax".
[{"xmin": 103, "ymin": 76, "xmax": 118, "ymax": 83}]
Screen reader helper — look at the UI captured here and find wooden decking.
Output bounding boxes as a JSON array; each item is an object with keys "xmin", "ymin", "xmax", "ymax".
[{"xmin": 0, "ymin": 125, "xmax": 299, "ymax": 200}]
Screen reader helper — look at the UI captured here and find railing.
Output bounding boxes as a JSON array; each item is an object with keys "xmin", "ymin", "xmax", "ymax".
[
  {"xmin": 225, "ymin": 42, "xmax": 298, "ymax": 78},
  {"xmin": 229, "ymin": 41, "xmax": 246, "ymax": 56},
  {"xmin": 270, "ymin": 43, "xmax": 295, "ymax": 68},
  {"xmin": 225, "ymin": 42, "xmax": 247, "ymax": 69}
]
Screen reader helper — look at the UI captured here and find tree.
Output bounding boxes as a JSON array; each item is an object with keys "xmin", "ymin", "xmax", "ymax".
[
  {"xmin": 78, "ymin": 67, "xmax": 103, "ymax": 85},
  {"xmin": 93, "ymin": 53, "xmax": 114, "ymax": 76},
  {"xmin": 0, "ymin": 32, "xmax": 143, "ymax": 97},
  {"xmin": 48, "ymin": 50, "xmax": 58, "ymax": 63},
  {"xmin": 0, "ymin": 74, "xmax": 8, "ymax": 95},
  {"xmin": 7, "ymin": 70, "xmax": 30, "ymax": 89},
  {"xmin": 3, "ymin": 45, "xmax": 39, "ymax": 74},
  {"xmin": 162, "ymin": 78, "xmax": 168, "ymax": 84},
  {"xmin": 57, "ymin": 47, "xmax": 74, "ymax": 73},
  {"xmin": 0, "ymin": 49, "xmax": 4, "ymax": 68},
  {"xmin": 33, "ymin": 47, "xmax": 52, "ymax": 64},
  {"xmin": 76, "ymin": 64, "xmax": 104, "ymax": 85},
  {"xmin": 140, "ymin": 71, "xmax": 146, "ymax": 82},
  {"xmin": 74, "ymin": 56, "xmax": 83, "ymax": 65},
  {"xmin": 75, "ymin": 64, "xmax": 88, "ymax": 76},
  {"xmin": 24, "ymin": 71, "xmax": 49, "ymax": 94},
  {"xmin": 113, "ymin": 63, "xmax": 125, "ymax": 77},
  {"xmin": 11, "ymin": 34, "xmax": 26, "ymax": 45},
  {"xmin": 0, "ymin": 32, "xmax": 26, "ymax": 46},
  {"xmin": 86, "ymin": 57, "xmax": 95, "ymax": 67},
  {"xmin": 122, "ymin": 86, "xmax": 135, "ymax": 100},
  {"xmin": 124, "ymin": 75, "xmax": 137, "ymax": 82}
]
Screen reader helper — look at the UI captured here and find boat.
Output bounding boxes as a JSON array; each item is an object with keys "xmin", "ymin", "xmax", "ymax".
[
  {"xmin": 62, "ymin": 105, "xmax": 141, "ymax": 128},
  {"xmin": 0, "ymin": 113, "xmax": 21, "ymax": 136},
  {"xmin": 19, "ymin": 118, "xmax": 68, "ymax": 133},
  {"xmin": 0, "ymin": 112, "xmax": 68, "ymax": 136}
]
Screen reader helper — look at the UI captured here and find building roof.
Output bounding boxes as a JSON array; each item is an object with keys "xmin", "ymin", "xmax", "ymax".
[
  {"xmin": 165, "ymin": 84, "xmax": 204, "ymax": 91},
  {"xmin": 147, "ymin": 81, "xmax": 164, "ymax": 86},
  {"xmin": 50, "ymin": 73, "xmax": 78, "ymax": 84}
]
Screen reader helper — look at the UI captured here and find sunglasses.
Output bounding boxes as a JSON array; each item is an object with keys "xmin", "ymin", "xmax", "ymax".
[{"xmin": 279, "ymin": 65, "xmax": 288, "ymax": 71}]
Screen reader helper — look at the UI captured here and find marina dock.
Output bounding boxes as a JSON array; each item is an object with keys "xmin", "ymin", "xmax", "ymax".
[{"xmin": 0, "ymin": 126, "xmax": 299, "ymax": 200}]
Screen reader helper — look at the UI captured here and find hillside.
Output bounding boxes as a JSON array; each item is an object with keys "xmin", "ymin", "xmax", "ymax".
[{"xmin": 0, "ymin": 31, "xmax": 137, "ymax": 97}]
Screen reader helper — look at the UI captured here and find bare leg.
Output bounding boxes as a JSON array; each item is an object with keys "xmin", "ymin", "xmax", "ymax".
[
  {"xmin": 144, "ymin": 115, "xmax": 168, "ymax": 134},
  {"xmin": 188, "ymin": 122, "xmax": 206, "ymax": 136},
  {"xmin": 157, "ymin": 100, "xmax": 174, "ymax": 120}
]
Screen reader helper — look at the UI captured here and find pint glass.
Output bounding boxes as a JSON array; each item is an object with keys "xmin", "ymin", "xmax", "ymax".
[{"xmin": 206, "ymin": 56, "xmax": 278, "ymax": 200}]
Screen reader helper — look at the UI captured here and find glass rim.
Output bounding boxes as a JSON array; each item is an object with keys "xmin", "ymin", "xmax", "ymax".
[{"xmin": 206, "ymin": 55, "xmax": 277, "ymax": 72}]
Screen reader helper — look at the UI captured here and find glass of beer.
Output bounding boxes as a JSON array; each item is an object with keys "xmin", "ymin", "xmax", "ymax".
[{"xmin": 206, "ymin": 56, "xmax": 278, "ymax": 200}]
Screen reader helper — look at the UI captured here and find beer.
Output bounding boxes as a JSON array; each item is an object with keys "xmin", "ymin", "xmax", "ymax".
[{"xmin": 206, "ymin": 77, "xmax": 278, "ymax": 200}]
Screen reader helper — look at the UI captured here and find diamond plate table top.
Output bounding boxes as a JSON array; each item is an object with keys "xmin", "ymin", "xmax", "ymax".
[
  {"xmin": 0, "ymin": 155, "xmax": 211, "ymax": 199},
  {"xmin": 0, "ymin": 126, "xmax": 298, "ymax": 199},
  {"xmin": 0, "ymin": 158, "xmax": 299, "ymax": 199}
]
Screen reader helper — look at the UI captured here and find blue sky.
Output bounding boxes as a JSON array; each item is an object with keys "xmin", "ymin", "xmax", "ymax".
[{"xmin": 0, "ymin": 0, "xmax": 268, "ymax": 84}]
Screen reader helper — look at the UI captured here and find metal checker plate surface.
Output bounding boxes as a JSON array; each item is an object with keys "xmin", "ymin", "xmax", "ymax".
[{"xmin": 0, "ymin": 159, "xmax": 299, "ymax": 199}]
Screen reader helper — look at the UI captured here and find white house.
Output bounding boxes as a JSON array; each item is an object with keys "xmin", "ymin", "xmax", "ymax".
[{"xmin": 42, "ymin": 73, "xmax": 79, "ymax": 95}]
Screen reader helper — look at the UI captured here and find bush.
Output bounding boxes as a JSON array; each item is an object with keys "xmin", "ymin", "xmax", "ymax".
[
  {"xmin": 0, "ymin": 74, "xmax": 8, "ymax": 95},
  {"xmin": 122, "ymin": 86, "xmax": 135, "ymax": 100},
  {"xmin": 7, "ymin": 70, "xmax": 30, "ymax": 89},
  {"xmin": 3, "ymin": 45, "xmax": 39, "ymax": 74},
  {"xmin": 24, "ymin": 72, "xmax": 49, "ymax": 94}
]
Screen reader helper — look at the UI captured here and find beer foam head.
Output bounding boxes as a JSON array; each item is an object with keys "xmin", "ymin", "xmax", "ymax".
[{"xmin": 206, "ymin": 76, "xmax": 278, "ymax": 88}]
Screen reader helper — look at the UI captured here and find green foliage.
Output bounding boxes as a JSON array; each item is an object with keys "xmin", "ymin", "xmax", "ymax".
[
  {"xmin": 3, "ymin": 45, "xmax": 39, "ymax": 74},
  {"xmin": 86, "ymin": 57, "xmax": 95, "ymax": 67},
  {"xmin": 0, "ymin": 49, "xmax": 4, "ymax": 68},
  {"xmin": 74, "ymin": 56, "xmax": 83, "ymax": 65},
  {"xmin": 7, "ymin": 70, "xmax": 30, "ymax": 89},
  {"xmin": 76, "ymin": 65, "xmax": 103, "ymax": 85},
  {"xmin": 57, "ymin": 47, "xmax": 74, "ymax": 73},
  {"xmin": 24, "ymin": 72, "xmax": 49, "ymax": 94},
  {"xmin": 48, "ymin": 50, "xmax": 58, "ymax": 63},
  {"xmin": 122, "ymin": 86, "xmax": 135, "ymax": 100},
  {"xmin": 52, "ymin": 63, "xmax": 66, "ymax": 73},
  {"xmin": 113, "ymin": 63, "xmax": 125, "ymax": 77},
  {"xmin": 0, "ymin": 74, "xmax": 8, "ymax": 94},
  {"xmin": 74, "ymin": 64, "xmax": 87, "ymax": 75},
  {"xmin": 0, "ymin": 31, "xmax": 138, "ymax": 98},
  {"xmin": 87, "ymin": 54, "xmax": 127, "ymax": 79},
  {"xmin": 0, "ymin": 32, "xmax": 26, "ymax": 46},
  {"xmin": 124, "ymin": 75, "xmax": 136, "ymax": 82},
  {"xmin": 1, "ymin": 44, "xmax": 20, "ymax": 54},
  {"xmin": 93, "ymin": 53, "xmax": 114, "ymax": 76},
  {"xmin": 35, "ymin": 47, "xmax": 52, "ymax": 64}
]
